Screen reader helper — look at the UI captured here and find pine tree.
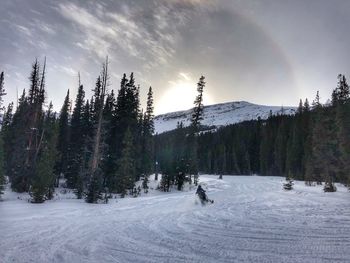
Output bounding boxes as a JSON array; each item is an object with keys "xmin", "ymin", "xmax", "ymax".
[
  {"xmin": 305, "ymin": 93, "xmax": 321, "ymax": 185},
  {"xmin": 336, "ymin": 103, "xmax": 350, "ymax": 186},
  {"xmin": 75, "ymin": 106, "xmax": 91, "ymax": 200},
  {"xmin": 109, "ymin": 72, "xmax": 142, "ymax": 192},
  {"xmin": 334, "ymin": 75, "xmax": 350, "ymax": 185},
  {"xmin": 85, "ymin": 169, "xmax": 102, "ymax": 203},
  {"xmin": 115, "ymin": 128, "xmax": 136, "ymax": 197},
  {"xmin": 286, "ymin": 113, "xmax": 303, "ymax": 179},
  {"xmin": 0, "ymin": 134, "xmax": 5, "ymax": 198},
  {"xmin": 66, "ymin": 83, "xmax": 85, "ymax": 189},
  {"xmin": 191, "ymin": 76, "xmax": 205, "ymax": 131},
  {"xmin": 55, "ymin": 89, "xmax": 70, "ymax": 185},
  {"xmin": 159, "ymin": 173, "xmax": 170, "ymax": 192},
  {"xmin": 135, "ymin": 106, "xmax": 144, "ymax": 181},
  {"xmin": 158, "ymin": 157, "xmax": 175, "ymax": 192},
  {"xmin": 301, "ymin": 98, "xmax": 311, "ymax": 180},
  {"xmin": 141, "ymin": 86, "xmax": 155, "ymax": 182},
  {"xmin": 332, "ymin": 74, "xmax": 349, "ymax": 105},
  {"xmin": 184, "ymin": 76, "xmax": 206, "ymax": 181},
  {"xmin": 144, "ymin": 87, "xmax": 155, "ymax": 134},
  {"xmin": 312, "ymin": 91, "xmax": 321, "ymax": 108},
  {"xmin": 306, "ymin": 104, "xmax": 337, "ymax": 189},
  {"xmin": 86, "ymin": 58, "xmax": 109, "ymax": 203},
  {"xmin": 103, "ymin": 74, "xmax": 128, "ymax": 192},
  {"xmin": 274, "ymin": 117, "xmax": 289, "ymax": 176},
  {"xmin": 0, "ymin": 72, "xmax": 6, "ymax": 198},
  {"xmin": 126, "ymin": 75, "xmax": 142, "ymax": 181},
  {"xmin": 2, "ymin": 103, "xmax": 13, "ymax": 177},
  {"xmin": 102, "ymin": 90, "xmax": 116, "ymax": 189},
  {"xmin": 30, "ymin": 103, "xmax": 58, "ymax": 203},
  {"xmin": 142, "ymin": 176, "xmax": 149, "ymax": 193},
  {"xmin": 176, "ymin": 158, "xmax": 187, "ymax": 190},
  {"xmin": 26, "ymin": 59, "xmax": 47, "ymax": 190},
  {"xmin": 8, "ymin": 59, "xmax": 46, "ymax": 192},
  {"xmin": 6, "ymin": 90, "xmax": 29, "ymax": 192},
  {"xmin": 260, "ymin": 116, "xmax": 276, "ymax": 175},
  {"xmin": 0, "ymin": 72, "xmax": 6, "ymax": 106}
]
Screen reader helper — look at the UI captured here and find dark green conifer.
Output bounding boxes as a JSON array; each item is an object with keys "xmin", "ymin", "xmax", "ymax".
[
  {"xmin": 55, "ymin": 90, "xmax": 70, "ymax": 184},
  {"xmin": 66, "ymin": 83, "xmax": 85, "ymax": 188},
  {"xmin": 30, "ymin": 102, "xmax": 58, "ymax": 203},
  {"xmin": 116, "ymin": 128, "xmax": 136, "ymax": 197}
]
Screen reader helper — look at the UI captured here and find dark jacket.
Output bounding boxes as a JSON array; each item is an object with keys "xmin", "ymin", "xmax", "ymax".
[{"xmin": 196, "ymin": 185, "xmax": 206, "ymax": 195}]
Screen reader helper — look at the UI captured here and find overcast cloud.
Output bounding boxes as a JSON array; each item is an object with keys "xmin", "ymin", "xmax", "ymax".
[{"xmin": 1, "ymin": 0, "xmax": 350, "ymax": 114}]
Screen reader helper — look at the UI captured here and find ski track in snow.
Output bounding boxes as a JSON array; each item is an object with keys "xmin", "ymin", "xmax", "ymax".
[{"xmin": 1, "ymin": 176, "xmax": 350, "ymax": 263}]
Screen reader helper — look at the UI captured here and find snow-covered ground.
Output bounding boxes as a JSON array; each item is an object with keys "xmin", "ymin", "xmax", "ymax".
[
  {"xmin": 1, "ymin": 175, "xmax": 350, "ymax": 263},
  {"xmin": 154, "ymin": 101, "xmax": 296, "ymax": 133}
]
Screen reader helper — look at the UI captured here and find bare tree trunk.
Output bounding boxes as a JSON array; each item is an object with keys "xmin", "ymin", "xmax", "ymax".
[{"xmin": 90, "ymin": 57, "xmax": 109, "ymax": 176}]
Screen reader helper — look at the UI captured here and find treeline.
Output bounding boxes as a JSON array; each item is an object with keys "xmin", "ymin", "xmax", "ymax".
[
  {"xmin": 156, "ymin": 75, "xmax": 350, "ymax": 191},
  {"xmin": 0, "ymin": 58, "xmax": 155, "ymax": 203},
  {"xmin": 1, "ymin": 59, "xmax": 348, "ymax": 202}
]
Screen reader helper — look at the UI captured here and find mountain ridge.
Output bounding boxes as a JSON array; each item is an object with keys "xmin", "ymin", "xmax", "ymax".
[{"xmin": 154, "ymin": 101, "xmax": 296, "ymax": 134}]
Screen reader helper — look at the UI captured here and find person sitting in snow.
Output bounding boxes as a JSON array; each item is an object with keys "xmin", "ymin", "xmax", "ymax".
[{"xmin": 196, "ymin": 185, "xmax": 208, "ymax": 202}]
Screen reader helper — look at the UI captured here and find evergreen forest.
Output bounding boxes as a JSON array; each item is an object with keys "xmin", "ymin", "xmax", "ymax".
[{"xmin": 0, "ymin": 59, "xmax": 349, "ymax": 203}]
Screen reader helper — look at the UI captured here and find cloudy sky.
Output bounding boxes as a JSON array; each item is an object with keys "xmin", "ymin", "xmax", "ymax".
[{"xmin": 1, "ymin": 0, "xmax": 350, "ymax": 114}]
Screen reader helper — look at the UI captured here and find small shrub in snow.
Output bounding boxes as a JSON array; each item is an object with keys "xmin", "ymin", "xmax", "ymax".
[
  {"xmin": 324, "ymin": 182, "xmax": 337, "ymax": 192},
  {"xmin": 283, "ymin": 178, "xmax": 294, "ymax": 191}
]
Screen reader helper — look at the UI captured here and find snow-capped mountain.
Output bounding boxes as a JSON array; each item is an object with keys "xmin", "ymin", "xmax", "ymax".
[{"xmin": 154, "ymin": 101, "xmax": 296, "ymax": 134}]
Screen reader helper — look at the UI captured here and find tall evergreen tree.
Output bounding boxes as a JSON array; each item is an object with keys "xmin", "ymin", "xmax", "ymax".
[
  {"xmin": 0, "ymin": 134, "xmax": 5, "ymax": 198},
  {"xmin": 191, "ymin": 76, "xmax": 205, "ymax": 131},
  {"xmin": 274, "ymin": 117, "xmax": 289, "ymax": 176},
  {"xmin": 260, "ymin": 114, "xmax": 277, "ymax": 175},
  {"xmin": 6, "ymin": 90, "xmax": 28, "ymax": 191},
  {"xmin": 332, "ymin": 74, "xmax": 349, "ymax": 105},
  {"xmin": 2, "ymin": 102, "xmax": 13, "ymax": 177},
  {"xmin": 144, "ymin": 87, "xmax": 155, "ymax": 134},
  {"xmin": 334, "ymin": 75, "xmax": 350, "ymax": 185},
  {"xmin": 115, "ymin": 128, "xmax": 136, "ymax": 197},
  {"xmin": 185, "ymin": 76, "xmax": 206, "ymax": 183},
  {"xmin": 336, "ymin": 102, "xmax": 350, "ymax": 185},
  {"xmin": 86, "ymin": 58, "xmax": 109, "ymax": 203},
  {"xmin": 312, "ymin": 91, "xmax": 321, "ymax": 108},
  {"xmin": 30, "ymin": 103, "xmax": 58, "ymax": 203},
  {"xmin": 102, "ymin": 90, "xmax": 116, "ymax": 188},
  {"xmin": 141, "ymin": 86, "xmax": 155, "ymax": 178},
  {"xmin": 75, "ymin": 100, "xmax": 92, "ymax": 199},
  {"xmin": 66, "ymin": 83, "xmax": 85, "ymax": 189},
  {"xmin": 286, "ymin": 102, "xmax": 304, "ymax": 179},
  {"xmin": 26, "ymin": 59, "xmax": 46, "ymax": 190},
  {"xmin": 111, "ymin": 73, "xmax": 141, "ymax": 188},
  {"xmin": 0, "ymin": 72, "xmax": 6, "ymax": 198},
  {"xmin": 0, "ymin": 72, "xmax": 6, "ymax": 105},
  {"xmin": 55, "ymin": 90, "xmax": 70, "ymax": 185},
  {"xmin": 301, "ymin": 98, "xmax": 311, "ymax": 178},
  {"xmin": 8, "ymin": 59, "xmax": 46, "ymax": 192},
  {"xmin": 103, "ymin": 74, "xmax": 128, "ymax": 192},
  {"xmin": 306, "ymin": 97, "xmax": 337, "ymax": 188}
]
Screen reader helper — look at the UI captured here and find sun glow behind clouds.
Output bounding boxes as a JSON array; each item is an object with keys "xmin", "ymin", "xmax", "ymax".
[{"xmin": 156, "ymin": 73, "xmax": 213, "ymax": 114}]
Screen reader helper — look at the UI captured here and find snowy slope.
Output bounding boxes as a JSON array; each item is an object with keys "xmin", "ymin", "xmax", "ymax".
[
  {"xmin": 1, "ymin": 175, "xmax": 350, "ymax": 263},
  {"xmin": 154, "ymin": 101, "xmax": 296, "ymax": 134}
]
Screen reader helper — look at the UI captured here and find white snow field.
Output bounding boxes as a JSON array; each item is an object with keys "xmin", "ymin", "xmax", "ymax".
[{"xmin": 1, "ymin": 175, "xmax": 350, "ymax": 263}]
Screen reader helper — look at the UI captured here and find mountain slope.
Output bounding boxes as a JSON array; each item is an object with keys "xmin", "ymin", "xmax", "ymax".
[{"xmin": 154, "ymin": 101, "xmax": 296, "ymax": 134}]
